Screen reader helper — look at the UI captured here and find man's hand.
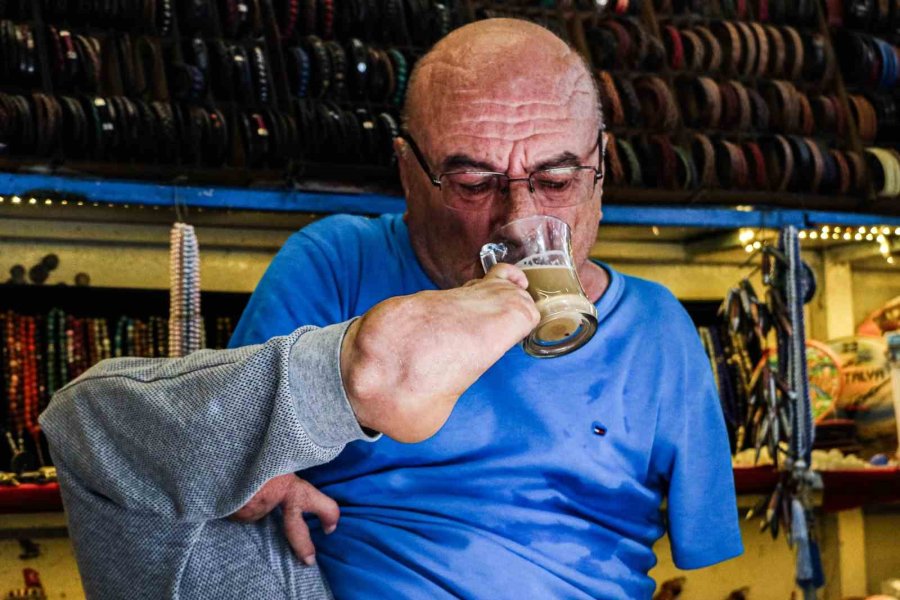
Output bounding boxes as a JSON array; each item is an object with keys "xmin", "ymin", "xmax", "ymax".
[
  {"xmin": 229, "ymin": 473, "xmax": 339, "ymax": 566},
  {"xmin": 341, "ymin": 263, "xmax": 539, "ymax": 443}
]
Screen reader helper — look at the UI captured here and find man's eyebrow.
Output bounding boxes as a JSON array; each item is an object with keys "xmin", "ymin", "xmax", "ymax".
[
  {"xmin": 533, "ymin": 151, "xmax": 582, "ymax": 171},
  {"xmin": 441, "ymin": 154, "xmax": 498, "ymax": 172}
]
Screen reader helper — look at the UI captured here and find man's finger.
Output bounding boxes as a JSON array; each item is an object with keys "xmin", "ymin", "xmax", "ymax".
[
  {"xmin": 292, "ymin": 480, "xmax": 341, "ymax": 535},
  {"xmin": 482, "ymin": 263, "xmax": 529, "ymax": 289},
  {"xmin": 283, "ymin": 503, "xmax": 317, "ymax": 566}
]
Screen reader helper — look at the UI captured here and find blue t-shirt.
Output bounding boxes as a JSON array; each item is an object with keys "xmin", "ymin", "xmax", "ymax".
[{"xmin": 230, "ymin": 213, "xmax": 743, "ymax": 600}]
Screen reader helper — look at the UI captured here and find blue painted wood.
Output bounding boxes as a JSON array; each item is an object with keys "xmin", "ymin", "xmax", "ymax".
[{"xmin": 2, "ymin": 172, "xmax": 899, "ymax": 229}]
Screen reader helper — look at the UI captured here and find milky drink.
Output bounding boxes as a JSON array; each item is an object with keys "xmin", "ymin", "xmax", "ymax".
[{"xmin": 520, "ymin": 264, "xmax": 594, "ymax": 343}]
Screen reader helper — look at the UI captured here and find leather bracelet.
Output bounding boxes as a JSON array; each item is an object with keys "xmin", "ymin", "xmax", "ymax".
[
  {"xmin": 844, "ymin": 150, "xmax": 866, "ymax": 193},
  {"xmin": 634, "ymin": 75, "xmax": 678, "ymax": 130},
  {"xmin": 782, "ymin": 26, "xmax": 804, "ymax": 81},
  {"xmin": 786, "ymin": 134, "xmax": 812, "ymax": 191},
  {"xmin": 616, "ymin": 137, "xmax": 643, "ymax": 186},
  {"xmin": 764, "ymin": 25, "xmax": 786, "ymax": 78},
  {"xmin": 746, "ymin": 88, "xmax": 770, "ymax": 130},
  {"xmin": 849, "ymin": 94, "xmax": 878, "ymax": 142},
  {"xmin": 612, "ymin": 76, "xmax": 641, "ymax": 127},
  {"xmin": 811, "ymin": 94, "xmax": 837, "ymax": 133},
  {"xmin": 598, "ymin": 70, "xmax": 625, "ymax": 127},
  {"xmin": 694, "ymin": 26, "xmax": 722, "ymax": 72},
  {"xmin": 648, "ymin": 134, "xmax": 678, "ymax": 188},
  {"xmin": 370, "ymin": 48, "xmax": 394, "ymax": 103},
  {"xmin": 749, "ymin": 22, "xmax": 769, "ymax": 77},
  {"xmin": 676, "ymin": 76, "xmax": 720, "ymax": 128},
  {"xmin": 387, "ymin": 48, "xmax": 407, "ymax": 106},
  {"xmin": 803, "ymin": 137, "xmax": 825, "ymax": 192},
  {"xmin": 715, "ymin": 139, "xmax": 748, "ymax": 188},
  {"xmin": 663, "ymin": 25, "xmax": 684, "ymax": 70},
  {"xmin": 679, "ymin": 29, "xmax": 705, "ymax": 72},
  {"xmin": 743, "ymin": 141, "xmax": 768, "ymax": 189},
  {"xmin": 830, "ymin": 149, "xmax": 851, "ymax": 194},
  {"xmin": 866, "ymin": 147, "xmax": 900, "ymax": 196},
  {"xmin": 288, "ymin": 46, "xmax": 311, "ymax": 98},
  {"xmin": 719, "ymin": 79, "xmax": 739, "ymax": 129},
  {"xmin": 604, "ymin": 132, "xmax": 625, "ymax": 184},
  {"xmin": 673, "ymin": 145, "xmax": 698, "ymax": 189},
  {"xmin": 711, "ymin": 21, "xmax": 741, "ymax": 75},
  {"xmin": 730, "ymin": 80, "xmax": 752, "ymax": 131},
  {"xmin": 324, "ymin": 41, "xmax": 347, "ymax": 100},
  {"xmin": 691, "ymin": 132, "xmax": 717, "ymax": 187},
  {"xmin": 250, "ymin": 45, "xmax": 270, "ymax": 104},
  {"xmin": 763, "ymin": 134, "xmax": 794, "ymax": 191},
  {"xmin": 304, "ymin": 35, "xmax": 331, "ymax": 99},
  {"xmin": 376, "ymin": 112, "xmax": 399, "ymax": 166},
  {"xmin": 734, "ymin": 22, "xmax": 757, "ymax": 77}
]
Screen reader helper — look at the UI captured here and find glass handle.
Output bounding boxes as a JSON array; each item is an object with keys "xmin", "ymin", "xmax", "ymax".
[{"xmin": 479, "ymin": 242, "xmax": 507, "ymax": 274}]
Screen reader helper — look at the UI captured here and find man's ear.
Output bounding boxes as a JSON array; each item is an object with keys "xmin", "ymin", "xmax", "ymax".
[{"xmin": 393, "ymin": 136, "xmax": 412, "ymax": 198}]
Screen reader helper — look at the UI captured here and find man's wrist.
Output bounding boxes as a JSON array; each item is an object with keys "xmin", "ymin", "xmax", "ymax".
[{"xmin": 339, "ymin": 317, "xmax": 377, "ymax": 433}]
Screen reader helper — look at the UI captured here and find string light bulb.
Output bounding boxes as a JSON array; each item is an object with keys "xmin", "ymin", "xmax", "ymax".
[
  {"xmin": 799, "ymin": 231, "xmax": 807, "ymax": 239},
  {"xmin": 866, "ymin": 233, "xmax": 875, "ymax": 241},
  {"xmin": 811, "ymin": 232, "xmax": 819, "ymax": 239},
  {"xmin": 745, "ymin": 244, "xmax": 754, "ymax": 253},
  {"xmin": 843, "ymin": 232, "xmax": 852, "ymax": 240}
]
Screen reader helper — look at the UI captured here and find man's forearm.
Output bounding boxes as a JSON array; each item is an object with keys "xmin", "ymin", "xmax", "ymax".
[{"xmin": 40, "ymin": 321, "xmax": 376, "ymax": 522}]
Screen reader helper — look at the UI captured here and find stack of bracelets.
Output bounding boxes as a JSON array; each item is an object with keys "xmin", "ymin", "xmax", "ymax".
[
  {"xmin": 0, "ymin": 0, "xmax": 467, "ymax": 174},
  {"xmin": 0, "ymin": 307, "xmax": 235, "ymax": 472},
  {"xmin": 586, "ymin": 0, "xmax": 869, "ymax": 195},
  {"xmin": 0, "ymin": 0, "xmax": 892, "ymax": 203},
  {"xmin": 826, "ymin": 0, "xmax": 900, "ymax": 199}
]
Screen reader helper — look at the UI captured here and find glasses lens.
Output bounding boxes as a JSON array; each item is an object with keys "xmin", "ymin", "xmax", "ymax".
[
  {"xmin": 442, "ymin": 172, "xmax": 504, "ymax": 210},
  {"xmin": 531, "ymin": 168, "xmax": 596, "ymax": 208}
]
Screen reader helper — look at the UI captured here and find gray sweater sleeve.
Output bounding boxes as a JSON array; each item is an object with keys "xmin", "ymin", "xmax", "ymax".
[{"xmin": 39, "ymin": 320, "xmax": 378, "ymax": 521}]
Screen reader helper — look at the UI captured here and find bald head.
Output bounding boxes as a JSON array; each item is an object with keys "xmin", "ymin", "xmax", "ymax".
[{"xmin": 403, "ymin": 19, "xmax": 602, "ymax": 144}]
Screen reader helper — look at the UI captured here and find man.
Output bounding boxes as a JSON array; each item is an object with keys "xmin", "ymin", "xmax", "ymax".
[{"xmin": 40, "ymin": 18, "xmax": 742, "ymax": 600}]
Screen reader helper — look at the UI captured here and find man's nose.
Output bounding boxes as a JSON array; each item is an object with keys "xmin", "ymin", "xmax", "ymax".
[{"xmin": 503, "ymin": 179, "xmax": 541, "ymax": 221}]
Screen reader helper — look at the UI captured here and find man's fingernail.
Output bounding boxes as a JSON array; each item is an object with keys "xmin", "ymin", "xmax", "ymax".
[
  {"xmin": 303, "ymin": 554, "xmax": 316, "ymax": 566},
  {"xmin": 325, "ymin": 525, "xmax": 337, "ymax": 535}
]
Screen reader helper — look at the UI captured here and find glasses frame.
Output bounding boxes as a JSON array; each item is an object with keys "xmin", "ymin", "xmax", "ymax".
[{"xmin": 400, "ymin": 129, "xmax": 607, "ymax": 204}]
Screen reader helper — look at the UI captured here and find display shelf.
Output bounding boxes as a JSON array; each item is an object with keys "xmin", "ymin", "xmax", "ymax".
[
  {"xmin": 734, "ymin": 466, "xmax": 900, "ymax": 512},
  {"xmin": 5, "ymin": 467, "xmax": 898, "ymax": 517},
  {"xmin": 3, "ymin": 172, "xmax": 900, "ymax": 230}
]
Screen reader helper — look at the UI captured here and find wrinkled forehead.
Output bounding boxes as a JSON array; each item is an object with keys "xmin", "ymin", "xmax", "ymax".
[{"xmin": 406, "ymin": 32, "xmax": 599, "ymax": 150}]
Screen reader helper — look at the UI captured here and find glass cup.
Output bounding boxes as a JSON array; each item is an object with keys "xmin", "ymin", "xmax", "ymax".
[{"xmin": 480, "ymin": 215, "xmax": 598, "ymax": 358}]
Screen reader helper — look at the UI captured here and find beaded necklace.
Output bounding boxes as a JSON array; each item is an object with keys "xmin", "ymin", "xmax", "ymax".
[{"xmin": 169, "ymin": 223, "xmax": 202, "ymax": 357}]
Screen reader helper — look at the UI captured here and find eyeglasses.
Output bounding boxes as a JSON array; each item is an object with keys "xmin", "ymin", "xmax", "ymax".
[{"xmin": 400, "ymin": 130, "xmax": 606, "ymax": 212}]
